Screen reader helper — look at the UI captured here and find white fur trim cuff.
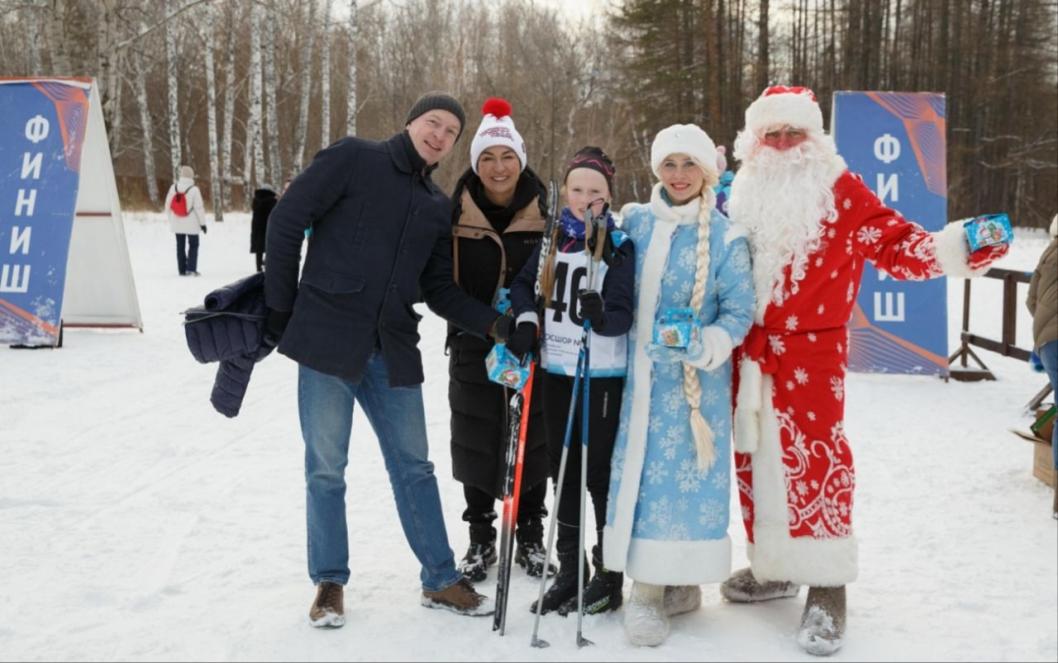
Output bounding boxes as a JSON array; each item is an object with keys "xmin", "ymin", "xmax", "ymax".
[
  {"xmin": 748, "ymin": 529, "xmax": 858, "ymax": 586},
  {"xmin": 933, "ymin": 221, "xmax": 984, "ymax": 278},
  {"xmin": 686, "ymin": 326, "xmax": 734, "ymax": 371},
  {"xmin": 515, "ymin": 311, "xmax": 540, "ymax": 327},
  {"xmin": 625, "ymin": 535, "xmax": 732, "ymax": 585},
  {"xmin": 733, "ymin": 358, "xmax": 763, "ymax": 453}
]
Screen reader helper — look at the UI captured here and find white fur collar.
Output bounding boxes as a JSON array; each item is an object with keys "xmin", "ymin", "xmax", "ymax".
[{"xmin": 650, "ymin": 183, "xmax": 700, "ymax": 226}]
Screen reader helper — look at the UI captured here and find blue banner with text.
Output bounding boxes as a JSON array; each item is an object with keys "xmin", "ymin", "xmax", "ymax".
[
  {"xmin": 833, "ymin": 91, "xmax": 949, "ymax": 376},
  {"xmin": 0, "ymin": 79, "xmax": 90, "ymax": 346}
]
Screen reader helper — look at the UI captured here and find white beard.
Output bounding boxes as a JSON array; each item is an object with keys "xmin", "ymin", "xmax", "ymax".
[{"xmin": 729, "ymin": 133, "xmax": 846, "ymax": 320}]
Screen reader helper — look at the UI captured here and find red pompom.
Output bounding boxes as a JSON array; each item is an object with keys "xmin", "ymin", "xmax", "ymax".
[{"xmin": 481, "ymin": 97, "xmax": 512, "ymax": 118}]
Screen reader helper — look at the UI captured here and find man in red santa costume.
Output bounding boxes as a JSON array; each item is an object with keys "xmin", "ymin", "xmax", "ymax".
[{"xmin": 721, "ymin": 86, "xmax": 1008, "ymax": 656}]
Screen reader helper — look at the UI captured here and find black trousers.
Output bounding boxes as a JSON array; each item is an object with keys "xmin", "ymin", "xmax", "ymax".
[
  {"xmin": 254, "ymin": 251, "xmax": 265, "ymax": 272},
  {"xmin": 540, "ymin": 371, "xmax": 624, "ymax": 556},
  {"xmin": 175, "ymin": 234, "xmax": 199, "ymax": 274}
]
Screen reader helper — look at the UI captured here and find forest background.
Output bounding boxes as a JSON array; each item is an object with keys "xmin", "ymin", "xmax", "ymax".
[{"xmin": 0, "ymin": 0, "xmax": 1054, "ymax": 229}]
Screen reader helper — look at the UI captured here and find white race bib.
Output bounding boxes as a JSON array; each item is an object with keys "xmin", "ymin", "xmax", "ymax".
[{"xmin": 541, "ymin": 250, "xmax": 627, "ymax": 377}]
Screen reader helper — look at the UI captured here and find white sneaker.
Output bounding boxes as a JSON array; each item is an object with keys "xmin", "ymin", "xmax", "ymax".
[{"xmin": 624, "ymin": 582, "xmax": 669, "ymax": 647}]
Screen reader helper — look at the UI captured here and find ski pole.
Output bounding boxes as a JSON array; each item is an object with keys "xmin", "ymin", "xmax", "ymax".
[
  {"xmin": 529, "ymin": 349, "xmax": 585, "ymax": 649},
  {"xmin": 574, "ymin": 202, "xmax": 608, "ymax": 648}
]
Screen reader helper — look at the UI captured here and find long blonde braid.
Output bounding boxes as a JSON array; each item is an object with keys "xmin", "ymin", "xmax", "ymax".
[{"xmin": 681, "ymin": 172, "xmax": 720, "ymax": 471}]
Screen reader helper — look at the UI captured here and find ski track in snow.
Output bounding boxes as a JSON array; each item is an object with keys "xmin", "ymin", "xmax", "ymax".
[{"xmin": 1, "ymin": 214, "xmax": 1055, "ymax": 661}]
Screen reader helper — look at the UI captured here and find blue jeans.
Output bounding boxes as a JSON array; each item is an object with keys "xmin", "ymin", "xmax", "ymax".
[
  {"xmin": 297, "ymin": 356, "xmax": 462, "ymax": 592},
  {"xmin": 1038, "ymin": 340, "xmax": 1058, "ymax": 467}
]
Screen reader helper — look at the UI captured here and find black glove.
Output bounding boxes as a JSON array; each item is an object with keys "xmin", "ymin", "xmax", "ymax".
[
  {"xmin": 489, "ymin": 314, "xmax": 516, "ymax": 343},
  {"xmin": 506, "ymin": 321, "xmax": 538, "ymax": 360},
  {"xmin": 264, "ymin": 308, "xmax": 291, "ymax": 347},
  {"xmin": 577, "ymin": 289, "xmax": 605, "ymax": 330},
  {"xmin": 200, "ymin": 225, "xmax": 208, "ymax": 234}
]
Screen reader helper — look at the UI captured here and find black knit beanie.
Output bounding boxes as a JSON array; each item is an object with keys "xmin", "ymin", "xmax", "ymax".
[
  {"xmin": 405, "ymin": 92, "xmax": 466, "ymax": 138},
  {"xmin": 564, "ymin": 146, "xmax": 616, "ymax": 193}
]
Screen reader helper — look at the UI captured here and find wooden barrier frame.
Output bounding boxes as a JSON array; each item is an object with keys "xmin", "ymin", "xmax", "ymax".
[{"xmin": 948, "ymin": 267, "xmax": 1052, "ymax": 410}]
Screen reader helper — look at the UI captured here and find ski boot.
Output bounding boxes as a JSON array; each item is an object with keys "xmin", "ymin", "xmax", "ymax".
[
  {"xmin": 557, "ymin": 546, "xmax": 623, "ymax": 615},
  {"xmin": 529, "ymin": 549, "xmax": 587, "ymax": 615}
]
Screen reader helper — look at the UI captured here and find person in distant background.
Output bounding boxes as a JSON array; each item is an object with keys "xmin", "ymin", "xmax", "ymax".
[
  {"xmin": 1026, "ymin": 213, "xmax": 1058, "ymax": 518},
  {"xmin": 251, "ymin": 184, "xmax": 278, "ymax": 272},
  {"xmin": 164, "ymin": 165, "xmax": 208, "ymax": 276}
]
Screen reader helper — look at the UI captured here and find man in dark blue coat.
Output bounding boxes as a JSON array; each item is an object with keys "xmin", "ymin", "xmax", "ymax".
[{"xmin": 265, "ymin": 93, "xmax": 516, "ymax": 628}]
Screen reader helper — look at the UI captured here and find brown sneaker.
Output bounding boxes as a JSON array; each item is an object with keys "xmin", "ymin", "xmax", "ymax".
[
  {"xmin": 421, "ymin": 577, "xmax": 495, "ymax": 616},
  {"xmin": 309, "ymin": 581, "xmax": 345, "ymax": 628},
  {"xmin": 797, "ymin": 585, "xmax": 846, "ymax": 656},
  {"xmin": 720, "ymin": 566, "xmax": 800, "ymax": 603}
]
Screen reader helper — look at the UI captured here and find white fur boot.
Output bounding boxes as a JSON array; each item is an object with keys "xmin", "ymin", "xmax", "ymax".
[
  {"xmin": 664, "ymin": 585, "xmax": 702, "ymax": 616},
  {"xmin": 624, "ymin": 582, "xmax": 669, "ymax": 647}
]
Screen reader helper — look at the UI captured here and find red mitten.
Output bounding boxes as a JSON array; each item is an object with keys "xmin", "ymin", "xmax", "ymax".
[{"xmin": 968, "ymin": 242, "xmax": 1010, "ymax": 271}]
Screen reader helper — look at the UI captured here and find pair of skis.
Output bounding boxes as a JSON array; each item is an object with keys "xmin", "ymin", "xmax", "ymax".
[
  {"xmin": 530, "ymin": 201, "xmax": 610, "ymax": 649},
  {"xmin": 492, "ymin": 181, "xmax": 560, "ymax": 635}
]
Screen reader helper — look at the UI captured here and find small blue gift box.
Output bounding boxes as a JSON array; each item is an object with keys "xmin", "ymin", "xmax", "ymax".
[
  {"xmin": 486, "ymin": 343, "xmax": 530, "ymax": 390},
  {"xmin": 653, "ymin": 307, "xmax": 698, "ymax": 348},
  {"xmin": 962, "ymin": 213, "xmax": 1013, "ymax": 252}
]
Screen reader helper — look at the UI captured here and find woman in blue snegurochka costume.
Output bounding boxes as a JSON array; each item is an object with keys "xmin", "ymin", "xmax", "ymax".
[{"xmin": 603, "ymin": 124, "xmax": 755, "ymax": 647}]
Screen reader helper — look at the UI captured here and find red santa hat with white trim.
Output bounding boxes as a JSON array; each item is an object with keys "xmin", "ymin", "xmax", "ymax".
[
  {"xmin": 470, "ymin": 97, "xmax": 527, "ymax": 174},
  {"xmin": 744, "ymin": 85, "xmax": 824, "ymax": 136}
]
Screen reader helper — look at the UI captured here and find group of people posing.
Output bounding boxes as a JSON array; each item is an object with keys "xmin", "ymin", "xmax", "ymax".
[{"xmin": 260, "ymin": 86, "xmax": 1009, "ymax": 655}]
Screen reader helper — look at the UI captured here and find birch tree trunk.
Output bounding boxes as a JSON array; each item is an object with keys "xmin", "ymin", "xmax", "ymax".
[
  {"xmin": 164, "ymin": 0, "xmax": 182, "ymax": 180},
  {"xmin": 221, "ymin": 2, "xmax": 236, "ymax": 209},
  {"xmin": 109, "ymin": 49, "xmax": 124, "ymax": 156},
  {"xmin": 320, "ymin": 0, "xmax": 334, "ymax": 149},
  {"xmin": 133, "ymin": 9, "xmax": 159, "ymax": 206},
  {"xmin": 244, "ymin": 0, "xmax": 265, "ymax": 207},
  {"xmin": 263, "ymin": 0, "xmax": 281, "ymax": 185},
  {"xmin": 96, "ymin": 0, "xmax": 122, "ymax": 149},
  {"xmin": 293, "ymin": 0, "xmax": 318, "ymax": 172},
  {"xmin": 202, "ymin": 0, "xmax": 223, "ymax": 221},
  {"xmin": 345, "ymin": 0, "xmax": 359, "ymax": 136}
]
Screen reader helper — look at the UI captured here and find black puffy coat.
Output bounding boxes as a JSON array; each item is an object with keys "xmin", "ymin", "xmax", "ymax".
[
  {"xmin": 250, "ymin": 187, "xmax": 277, "ymax": 254},
  {"xmin": 184, "ymin": 272, "xmax": 274, "ymax": 417},
  {"xmin": 448, "ymin": 168, "xmax": 549, "ymax": 497}
]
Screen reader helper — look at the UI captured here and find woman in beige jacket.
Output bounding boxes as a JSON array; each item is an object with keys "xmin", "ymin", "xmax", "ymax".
[{"xmin": 1026, "ymin": 213, "xmax": 1058, "ymax": 516}]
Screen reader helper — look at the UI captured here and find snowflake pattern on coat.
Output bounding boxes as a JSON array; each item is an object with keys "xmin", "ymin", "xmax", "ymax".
[
  {"xmin": 607, "ymin": 204, "xmax": 754, "ymax": 548},
  {"xmin": 736, "ymin": 171, "xmax": 954, "ymax": 543}
]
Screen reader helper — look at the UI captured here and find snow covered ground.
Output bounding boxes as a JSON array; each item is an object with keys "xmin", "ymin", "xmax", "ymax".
[{"xmin": 1, "ymin": 214, "xmax": 1055, "ymax": 662}]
